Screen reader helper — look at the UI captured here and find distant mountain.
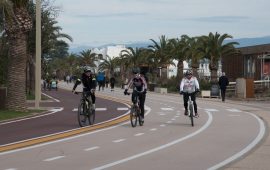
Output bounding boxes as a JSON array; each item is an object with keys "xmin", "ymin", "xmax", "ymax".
[
  {"xmin": 225, "ymin": 36, "xmax": 270, "ymax": 47},
  {"xmin": 69, "ymin": 36, "xmax": 270, "ymax": 54}
]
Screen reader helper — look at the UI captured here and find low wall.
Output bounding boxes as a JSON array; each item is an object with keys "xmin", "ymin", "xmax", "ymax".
[{"xmin": 154, "ymin": 87, "xmax": 167, "ymax": 94}]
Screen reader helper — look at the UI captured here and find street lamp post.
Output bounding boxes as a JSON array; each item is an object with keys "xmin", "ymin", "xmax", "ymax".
[{"xmin": 35, "ymin": 0, "xmax": 41, "ymax": 109}]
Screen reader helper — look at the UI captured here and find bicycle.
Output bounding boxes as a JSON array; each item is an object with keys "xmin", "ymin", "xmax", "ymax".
[
  {"xmin": 74, "ymin": 91, "xmax": 95, "ymax": 127},
  {"xmin": 125, "ymin": 90, "xmax": 144, "ymax": 127},
  {"xmin": 181, "ymin": 91, "xmax": 198, "ymax": 127}
]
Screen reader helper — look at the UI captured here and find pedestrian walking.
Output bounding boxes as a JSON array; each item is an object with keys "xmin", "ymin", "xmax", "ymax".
[
  {"xmin": 218, "ymin": 72, "xmax": 229, "ymax": 102},
  {"xmin": 110, "ymin": 76, "xmax": 116, "ymax": 91}
]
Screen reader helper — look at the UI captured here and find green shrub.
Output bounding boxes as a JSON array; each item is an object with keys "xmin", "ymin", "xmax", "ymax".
[{"xmin": 200, "ymin": 79, "xmax": 211, "ymax": 90}]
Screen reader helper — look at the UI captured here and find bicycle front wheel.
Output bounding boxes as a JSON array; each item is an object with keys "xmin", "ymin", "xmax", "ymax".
[
  {"xmin": 88, "ymin": 108, "xmax": 95, "ymax": 125},
  {"xmin": 78, "ymin": 102, "xmax": 88, "ymax": 127},
  {"xmin": 130, "ymin": 106, "xmax": 137, "ymax": 127},
  {"xmin": 189, "ymin": 103, "xmax": 194, "ymax": 127}
]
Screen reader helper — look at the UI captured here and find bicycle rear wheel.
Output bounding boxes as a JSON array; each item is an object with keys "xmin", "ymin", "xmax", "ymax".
[
  {"xmin": 130, "ymin": 106, "xmax": 137, "ymax": 127},
  {"xmin": 88, "ymin": 108, "xmax": 95, "ymax": 125},
  {"xmin": 189, "ymin": 103, "xmax": 194, "ymax": 127},
  {"xmin": 138, "ymin": 109, "xmax": 144, "ymax": 126},
  {"xmin": 78, "ymin": 102, "xmax": 88, "ymax": 127}
]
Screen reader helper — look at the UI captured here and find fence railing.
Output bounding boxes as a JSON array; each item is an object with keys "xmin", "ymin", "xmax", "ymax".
[{"xmin": 226, "ymin": 79, "xmax": 270, "ymax": 94}]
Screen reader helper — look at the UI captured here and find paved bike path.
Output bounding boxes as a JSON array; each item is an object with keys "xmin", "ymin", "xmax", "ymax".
[{"xmin": 0, "ymin": 88, "xmax": 129, "ymax": 146}]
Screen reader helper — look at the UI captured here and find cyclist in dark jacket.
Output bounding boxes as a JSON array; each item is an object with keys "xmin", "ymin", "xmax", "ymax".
[{"xmin": 72, "ymin": 67, "xmax": 97, "ymax": 109}]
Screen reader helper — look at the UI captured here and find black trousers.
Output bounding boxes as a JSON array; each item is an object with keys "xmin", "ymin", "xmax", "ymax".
[
  {"xmin": 183, "ymin": 93, "xmax": 197, "ymax": 113},
  {"xmin": 220, "ymin": 89, "xmax": 226, "ymax": 101},
  {"xmin": 83, "ymin": 89, "xmax": 96, "ymax": 104},
  {"xmin": 132, "ymin": 91, "xmax": 146, "ymax": 118}
]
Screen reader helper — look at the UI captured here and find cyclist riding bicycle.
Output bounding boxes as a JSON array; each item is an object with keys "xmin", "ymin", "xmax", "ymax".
[
  {"xmin": 180, "ymin": 70, "xmax": 200, "ymax": 117},
  {"xmin": 124, "ymin": 68, "xmax": 148, "ymax": 122},
  {"xmin": 72, "ymin": 66, "xmax": 97, "ymax": 110}
]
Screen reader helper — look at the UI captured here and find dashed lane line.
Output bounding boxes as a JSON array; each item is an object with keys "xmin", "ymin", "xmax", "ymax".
[
  {"xmin": 161, "ymin": 108, "xmax": 174, "ymax": 111},
  {"xmin": 150, "ymin": 128, "xmax": 157, "ymax": 131},
  {"xmin": 134, "ymin": 133, "xmax": 144, "ymax": 137},
  {"xmin": 43, "ymin": 156, "xmax": 65, "ymax": 162},
  {"xmin": 84, "ymin": 146, "xmax": 100, "ymax": 151},
  {"xmin": 113, "ymin": 139, "xmax": 126, "ymax": 143},
  {"xmin": 91, "ymin": 111, "xmax": 213, "ymax": 170}
]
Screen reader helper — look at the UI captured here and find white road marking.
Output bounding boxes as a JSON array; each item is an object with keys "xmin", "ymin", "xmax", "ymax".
[
  {"xmin": 4, "ymin": 169, "xmax": 17, "ymax": 170},
  {"xmin": 92, "ymin": 111, "xmax": 213, "ymax": 170},
  {"xmin": 166, "ymin": 121, "xmax": 172, "ymax": 124},
  {"xmin": 42, "ymin": 92, "xmax": 60, "ymax": 102},
  {"xmin": 150, "ymin": 128, "xmax": 157, "ymax": 131},
  {"xmin": 205, "ymin": 109, "xmax": 219, "ymax": 112},
  {"xmin": 171, "ymin": 118, "xmax": 176, "ymax": 121},
  {"xmin": 159, "ymin": 113, "xmax": 166, "ymax": 116},
  {"xmin": 208, "ymin": 111, "xmax": 265, "ymax": 170},
  {"xmin": 84, "ymin": 146, "xmax": 100, "ymax": 151},
  {"xmin": 113, "ymin": 139, "xmax": 126, "ymax": 143},
  {"xmin": 161, "ymin": 108, "xmax": 174, "ymax": 111},
  {"xmin": 72, "ymin": 108, "xmax": 107, "ymax": 111},
  {"xmin": 226, "ymin": 109, "xmax": 242, "ymax": 112},
  {"xmin": 0, "ymin": 107, "xmax": 64, "ymax": 126},
  {"xmin": 176, "ymin": 113, "xmax": 181, "ymax": 116},
  {"xmin": 43, "ymin": 156, "xmax": 65, "ymax": 162},
  {"xmin": 0, "ymin": 102, "xmax": 152, "ymax": 156},
  {"xmin": 96, "ymin": 108, "xmax": 107, "ymax": 111},
  {"xmin": 134, "ymin": 133, "xmax": 144, "ymax": 137},
  {"xmin": 160, "ymin": 124, "xmax": 166, "ymax": 127},
  {"xmin": 117, "ymin": 108, "xmax": 129, "ymax": 111}
]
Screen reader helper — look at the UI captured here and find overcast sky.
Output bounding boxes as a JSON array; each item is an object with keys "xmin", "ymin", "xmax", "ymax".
[{"xmin": 55, "ymin": 0, "xmax": 270, "ymax": 47}]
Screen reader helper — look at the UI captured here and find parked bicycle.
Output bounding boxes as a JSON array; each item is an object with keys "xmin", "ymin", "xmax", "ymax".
[
  {"xmin": 74, "ymin": 91, "xmax": 95, "ymax": 127},
  {"xmin": 125, "ymin": 91, "xmax": 144, "ymax": 127}
]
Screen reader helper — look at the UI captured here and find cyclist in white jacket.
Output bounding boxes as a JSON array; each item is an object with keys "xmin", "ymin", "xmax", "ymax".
[{"xmin": 180, "ymin": 70, "xmax": 200, "ymax": 117}]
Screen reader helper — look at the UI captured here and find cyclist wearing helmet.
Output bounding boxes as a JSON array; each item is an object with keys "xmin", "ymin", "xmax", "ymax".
[
  {"xmin": 124, "ymin": 68, "xmax": 148, "ymax": 122},
  {"xmin": 180, "ymin": 70, "xmax": 200, "ymax": 117},
  {"xmin": 72, "ymin": 66, "xmax": 97, "ymax": 109}
]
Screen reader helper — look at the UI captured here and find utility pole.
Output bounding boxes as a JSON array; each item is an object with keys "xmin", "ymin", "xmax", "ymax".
[{"xmin": 35, "ymin": 0, "xmax": 41, "ymax": 109}]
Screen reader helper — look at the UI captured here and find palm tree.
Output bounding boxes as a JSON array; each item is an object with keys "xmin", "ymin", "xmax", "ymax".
[
  {"xmin": 148, "ymin": 35, "xmax": 173, "ymax": 82},
  {"xmin": 0, "ymin": 0, "xmax": 32, "ymax": 111},
  {"xmin": 182, "ymin": 35, "xmax": 203, "ymax": 78},
  {"xmin": 98, "ymin": 56, "xmax": 117, "ymax": 77},
  {"xmin": 121, "ymin": 47, "xmax": 143, "ymax": 68},
  {"xmin": 168, "ymin": 37, "xmax": 186, "ymax": 79},
  {"xmin": 200, "ymin": 32, "xmax": 239, "ymax": 82},
  {"xmin": 79, "ymin": 49, "xmax": 97, "ymax": 68}
]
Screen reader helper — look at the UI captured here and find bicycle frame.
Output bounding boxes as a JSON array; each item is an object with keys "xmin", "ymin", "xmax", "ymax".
[
  {"xmin": 182, "ymin": 92, "xmax": 196, "ymax": 127},
  {"xmin": 74, "ymin": 91, "xmax": 95, "ymax": 127},
  {"xmin": 127, "ymin": 90, "xmax": 144, "ymax": 127}
]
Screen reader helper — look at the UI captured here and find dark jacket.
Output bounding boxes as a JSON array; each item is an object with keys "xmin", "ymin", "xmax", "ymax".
[
  {"xmin": 110, "ymin": 77, "xmax": 115, "ymax": 84},
  {"xmin": 73, "ymin": 73, "xmax": 96, "ymax": 91},
  {"xmin": 218, "ymin": 76, "xmax": 229, "ymax": 90}
]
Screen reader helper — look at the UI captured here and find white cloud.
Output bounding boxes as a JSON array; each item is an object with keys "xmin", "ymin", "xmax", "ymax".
[{"xmin": 55, "ymin": 0, "xmax": 270, "ymax": 47}]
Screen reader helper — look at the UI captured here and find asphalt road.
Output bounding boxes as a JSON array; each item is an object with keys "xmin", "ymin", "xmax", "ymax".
[
  {"xmin": 0, "ymin": 88, "xmax": 129, "ymax": 146},
  {"xmin": 0, "ymin": 83, "xmax": 268, "ymax": 170}
]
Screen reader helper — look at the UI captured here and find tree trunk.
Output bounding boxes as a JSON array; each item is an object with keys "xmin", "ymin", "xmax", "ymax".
[
  {"xmin": 192, "ymin": 63, "xmax": 200, "ymax": 79},
  {"xmin": 210, "ymin": 63, "xmax": 218, "ymax": 83},
  {"xmin": 6, "ymin": 34, "xmax": 28, "ymax": 111},
  {"xmin": 177, "ymin": 60, "xmax": 184, "ymax": 80}
]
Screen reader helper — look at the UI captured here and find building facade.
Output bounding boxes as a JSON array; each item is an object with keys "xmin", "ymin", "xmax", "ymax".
[{"xmin": 223, "ymin": 44, "xmax": 270, "ymax": 81}]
